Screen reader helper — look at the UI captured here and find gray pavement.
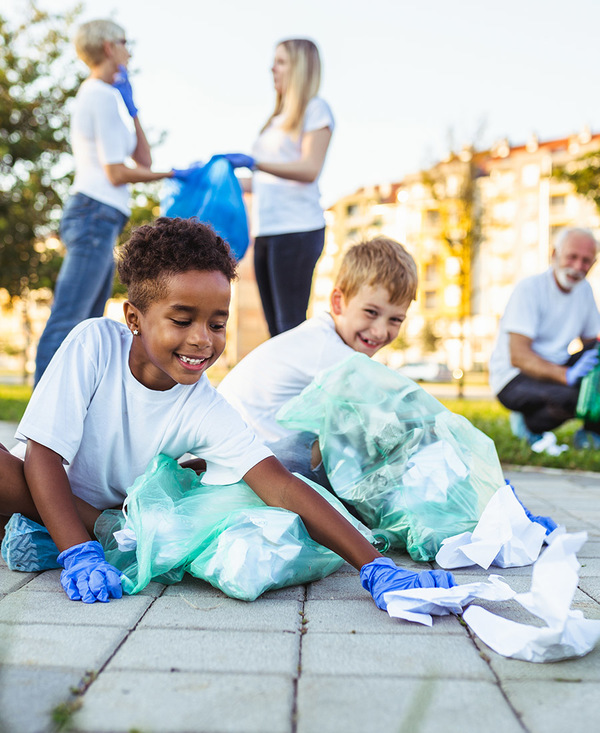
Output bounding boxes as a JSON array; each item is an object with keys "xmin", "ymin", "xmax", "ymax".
[{"xmin": 1, "ymin": 420, "xmax": 600, "ymax": 732}]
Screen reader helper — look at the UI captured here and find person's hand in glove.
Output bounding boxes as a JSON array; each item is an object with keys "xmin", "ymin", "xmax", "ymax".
[
  {"xmin": 566, "ymin": 349, "xmax": 599, "ymax": 386},
  {"xmin": 171, "ymin": 161, "xmax": 204, "ymax": 181},
  {"xmin": 506, "ymin": 480, "xmax": 558, "ymax": 535},
  {"xmin": 222, "ymin": 153, "xmax": 256, "ymax": 170},
  {"xmin": 360, "ymin": 556, "xmax": 456, "ymax": 611},
  {"xmin": 58, "ymin": 540, "xmax": 123, "ymax": 603},
  {"xmin": 112, "ymin": 64, "xmax": 138, "ymax": 118}
]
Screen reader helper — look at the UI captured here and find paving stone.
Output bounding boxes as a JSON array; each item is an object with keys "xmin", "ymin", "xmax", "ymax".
[
  {"xmin": 0, "ymin": 623, "xmax": 127, "ymax": 669},
  {"xmin": 502, "ymin": 680, "xmax": 600, "ymax": 733},
  {"xmin": 304, "ymin": 598, "xmax": 466, "ymax": 635},
  {"xmin": 107, "ymin": 628, "xmax": 299, "ymax": 675},
  {"xmin": 13, "ymin": 569, "xmax": 63, "ymax": 592},
  {"xmin": 140, "ymin": 595, "xmax": 302, "ymax": 631},
  {"xmin": 0, "ymin": 567, "xmax": 37, "ymax": 594},
  {"xmin": 476, "ymin": 638, "xmax": 600, "ymax": 681},
  {"xmin": 297, "ymin": 676, "xmax": 523, "ymax": 733},
  {"xmin": 306, "ymin": 572, "xmax": 371, "ymax": 601},
  {"xmin": 0, "ymin": 589, "xmax": 152, "ymax": 628},
  {"xmin": 72, "ymin": 670, "xmax": 294, "ymax": 733},
  {"xmin": 161, "ymin": 573, "xmax": 306, "ymax": 601},
  {"xmin": 301, "ymin": 632, "xmax": 493, "ymax": 679},
  {"xmin": 0, "ymin": 666, "xmax": 83, "ymax": 733}
]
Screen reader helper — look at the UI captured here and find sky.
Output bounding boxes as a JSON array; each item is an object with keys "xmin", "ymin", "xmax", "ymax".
[{"xmin": 12, "ymin": 0, "xmax": 600, "ymax": 207}]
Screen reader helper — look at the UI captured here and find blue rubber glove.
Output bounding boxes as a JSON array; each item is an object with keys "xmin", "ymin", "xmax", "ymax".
[
  {"xmin": 222, "ymin": 153, "xmax": 256, "ymax": 170},
  {"xmin": 112, "ymin": 64, "xmax": 138, "ymax": 118},
  {"xmin": 57, "ymin": 541, "xmax": 123, "ymax": 603},
  {"xmin": 171, "ymin": 161, "xmax": 204, "ymax": 181},
  {"xmin": 360, "ymin": 557, "xmax": 456, "ymax": 611},
  {"xmin": 566, "ymin": 350, "xmax": 599, "ymax": 386},
  {"xmin": 505, "ymin": 480, "xmax": 558, "ymax": 535}
]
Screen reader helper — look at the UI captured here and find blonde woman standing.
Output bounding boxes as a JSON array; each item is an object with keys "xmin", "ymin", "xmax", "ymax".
[{"xmin": 223, "ymin": 39, "xmax": 334, "ymax": 337}]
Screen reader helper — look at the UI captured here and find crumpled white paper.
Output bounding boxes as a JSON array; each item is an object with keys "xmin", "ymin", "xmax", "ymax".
[
  {"xmin": 435, "ymin": 484, "xmax": 549, "ymax": 569},
  {"xmin": 384, "ymin": 575, "xmax": 515, "ymax": 626},
  {"xmin": 463, "ymin": 531, "xmax": 600, "ymax": 662},
  {"xmin": 530, "ymin": 431, "xmax": 569, "ymax": 456}
]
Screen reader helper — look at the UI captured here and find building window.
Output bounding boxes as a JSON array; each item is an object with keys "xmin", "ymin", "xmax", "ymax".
[
  {"xmin": 550, "ymin": 195, "xmax": 566, "ymax": 208},
  {"xmin": 424, "ymin": 290, "xmax": 438, "ymax": 309},
  {"xmin": 425, "ymin": 209, "xmax": 440, "ymax": 226},
  {"xmin": 346, "ymin": 204, "xmax": 358, "ymax": 216},
  {"xmin": 424, "ymin": 261, "xmax": 438, "ymax": 282}
]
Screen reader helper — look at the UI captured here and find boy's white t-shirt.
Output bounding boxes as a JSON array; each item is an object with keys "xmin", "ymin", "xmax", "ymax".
[
  {"xmin": 250, "ymin": 97, "xmax": 334, "ymax": 237},
  {"xmin": 15, "ymin": 319, "xmax": 272, "ymax": 509},
  {"xmin": 218, "ymin": 311, "xmax": 354, "ymax": 443},
  {"xmin": 489, "ymin": 268, "xmax": 600, "ymax": 394},
  {"xmin": 71, "ymin": 78, "xmax": 137, "ymax": 216}
]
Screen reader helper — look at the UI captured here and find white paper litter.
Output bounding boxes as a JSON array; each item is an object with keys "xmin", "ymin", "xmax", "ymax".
[
  {"xmin": 384, "ymin": 576, "xmax": 515, "ymax": 626},
  {"xmin": 463, "ymin": 531, "xmax": 600, "ymax": 662},
  {"xmin": 530, "ymin": 431, "xmax": 569, "ymax": 456},
  {"xmin": 435, "ymin": 484, "xmax": 549, "ymax": 569}
]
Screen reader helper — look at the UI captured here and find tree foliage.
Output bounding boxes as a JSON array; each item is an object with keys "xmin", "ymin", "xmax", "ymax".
[
  {"xmin": 0, "ymin": 2, "xmax": 83, "ymax": 299},
  {"xmin": 553, "ymin": 150, "xmax": 600, "ymax": 213}
]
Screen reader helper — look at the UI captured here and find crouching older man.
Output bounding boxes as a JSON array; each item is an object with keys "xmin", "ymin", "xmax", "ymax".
[{"xmin": 489, "ymin": 227, "xmax": 600, "ymax": 448}]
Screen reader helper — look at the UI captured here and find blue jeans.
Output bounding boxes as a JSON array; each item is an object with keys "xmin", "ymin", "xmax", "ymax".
[
  {"xmin": 35, "ymin": 194, "xmax": 127, "ymax": 384},
  {"xmin": 254, "ymin": 227, "xmax": 325, "ymax": 336}
]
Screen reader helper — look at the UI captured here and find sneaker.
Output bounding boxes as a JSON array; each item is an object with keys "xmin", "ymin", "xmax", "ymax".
[
  {"xmin": 509, "ymin": 412, "xmax": 543, "ymax": 445},
  {"xmin": 574, "ymin": 429, "xmax": 600, "ymax": 450},
  {"xmin": 0, "ymin": 513, "xmax": 60, "ymax": 572}
]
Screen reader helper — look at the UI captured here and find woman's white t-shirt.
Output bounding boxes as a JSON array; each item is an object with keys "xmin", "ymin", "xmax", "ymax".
[
  {"xmin": 71, "ymin": 78, "xmax": 137, "ymax": 216},
  {"xmin": 15, "ymin": 319, "xmax": 272, "ymax": 509},
  {"xmin": 251, "ymin": 96, "xmax": 334, "ymax": 237}
]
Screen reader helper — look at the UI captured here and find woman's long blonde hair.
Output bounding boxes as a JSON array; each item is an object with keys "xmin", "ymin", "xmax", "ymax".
[{"xmin": 261, "ymin": 39, "xmax": 321, "ymax": 138}]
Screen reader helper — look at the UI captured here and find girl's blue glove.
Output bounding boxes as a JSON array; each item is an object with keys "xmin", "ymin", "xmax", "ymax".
[
  {"xmin": 360, "ymin": 557, "xmax": 456, "ymax": 611},
  {"xmin": 506, "ymin": 480, "xmax": 558, "ymax": 535},
  {"xmin": 112, "ymin": 64, "xmax": 138, "ymax": 118},
  {"xmin": 57, "ymin": 541, "xmax": 123, "ymax": 603}
]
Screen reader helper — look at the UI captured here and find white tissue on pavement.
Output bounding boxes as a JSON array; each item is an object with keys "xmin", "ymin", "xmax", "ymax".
[
  {"xmin": 384, "ymin": 575, "xmax": 515, "ymax": 626},
  {"xmin": 435, "ymin": 484, "xmax": 548, "ymax": 569},
  {"xmin": 463, "ymin": 531, "xmax": 600, "ymax": 662}
]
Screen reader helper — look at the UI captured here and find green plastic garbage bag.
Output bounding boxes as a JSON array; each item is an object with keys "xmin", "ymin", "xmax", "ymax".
[
  {"xmin": 95, "ymin": 454, "xmax": 374, "ymax": 601},
  {"xmin": 276, "ymin": 353, "xmax": 504, "ymax": 561}
]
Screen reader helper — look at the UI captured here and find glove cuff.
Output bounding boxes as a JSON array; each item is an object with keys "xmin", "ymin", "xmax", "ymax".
[{"xmin": 57, "ymin": 540, "xmax": 104, "ymax": 568}]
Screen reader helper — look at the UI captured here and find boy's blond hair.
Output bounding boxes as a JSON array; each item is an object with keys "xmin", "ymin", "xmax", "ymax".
[
  {"xmin": 74, "ymin": 19, "xmax": 125, "ymax": 67},
  {"xmin": 334, "ymin": 237, "xmax": 418, "ymax": 305}
]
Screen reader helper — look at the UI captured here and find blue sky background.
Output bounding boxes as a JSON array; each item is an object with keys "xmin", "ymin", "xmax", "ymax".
[{"xmin": 13, "ymin": 0, "xmax": 600, "ymax": 205}]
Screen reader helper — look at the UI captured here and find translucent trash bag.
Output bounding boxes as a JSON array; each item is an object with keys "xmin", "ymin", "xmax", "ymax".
[
  {"xmin": 160, "ymin": 155, "xmax": 249, "ymax": 261},
  {"xmin": 277, "ymin": 353, "xmax": 504, "ymax": 561},
  {"xmin": 95, "ymin": 454, "xmax": 374, "ymax": 601}
]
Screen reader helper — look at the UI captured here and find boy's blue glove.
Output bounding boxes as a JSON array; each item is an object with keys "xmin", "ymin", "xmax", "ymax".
[
  {"xmin": 222, "ymin": 153, "xmax": 256, "ymax": 170},
  {"xmin": 113, "ymin": 64, "xmax": 138, "ymax": 118},
  {"xmin": 360, "ymin": 556, "xmax": 456, "ymax": 611},
  {"xmin": 506, "ymin": 480, "xmax": 558, "ymax": 535},
  {"xmin": 566, "ymin": 350, "xmax": 598, "ymax": 386},
  {"xmin": 57, "ymin": 541, "xmax": 123, "ymax": 603}
]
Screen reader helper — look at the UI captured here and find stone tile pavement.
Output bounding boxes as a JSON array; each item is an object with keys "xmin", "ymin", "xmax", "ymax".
[{"xmin": 1, "ymin": 418, "xmax": 600, "ymax": 732}]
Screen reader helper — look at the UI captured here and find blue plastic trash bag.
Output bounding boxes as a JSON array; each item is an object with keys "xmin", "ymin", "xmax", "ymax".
[
  {"xmin": 95, "ymin": 454, "xmax": 374, "ymax": 601},
  {"xmin": 160, "ymin": 155, "xmax": 249, "ymax": 261},
  {"xmin": 276, "ymin": 353, "xmax": 504, "ymax": 562}
]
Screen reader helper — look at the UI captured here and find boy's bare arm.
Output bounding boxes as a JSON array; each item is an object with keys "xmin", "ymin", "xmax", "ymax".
[
  {"xmin": 243, "ymin": 456, "xmax": 380, "ymax": 570},
  {"xmin": 23, "ymin": 441, "xmax": 94, "ymax": 552}
]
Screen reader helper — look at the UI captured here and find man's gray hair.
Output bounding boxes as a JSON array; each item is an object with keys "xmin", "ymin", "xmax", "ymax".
[{"xmin": 554, "ymin": 227, "xmax": 600, "ymax": 255}]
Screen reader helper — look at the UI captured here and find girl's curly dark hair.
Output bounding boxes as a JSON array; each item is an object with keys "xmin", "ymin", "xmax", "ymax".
[{"xmin": 117, "ymin": 217, "xmax": 238, "ymax": 311}]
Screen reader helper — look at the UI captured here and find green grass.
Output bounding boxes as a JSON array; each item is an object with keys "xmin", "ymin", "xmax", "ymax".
[
  {"xmin": 0, "ymin": 383, "xmax": 597, "ymax": 472},
  {"xmin": 0, "ymin": 384, "xmax": 32, "ymax": 422},
  {"xmin": 441, "ymin": 398, "xmax": 600, "ymax": 472}
]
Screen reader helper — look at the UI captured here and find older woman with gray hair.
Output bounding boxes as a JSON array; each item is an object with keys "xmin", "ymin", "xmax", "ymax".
[{"xmin": 35, "ymin": 19, "xmax": 190, "ymax": 384}]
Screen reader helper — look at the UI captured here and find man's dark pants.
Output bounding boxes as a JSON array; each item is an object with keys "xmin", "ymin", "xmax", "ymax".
[{"xmin": 497, "ymin": 347, "xmax": 600, "ymax": 434}]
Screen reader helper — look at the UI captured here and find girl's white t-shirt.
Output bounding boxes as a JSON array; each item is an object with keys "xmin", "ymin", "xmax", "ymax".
[
  {"xmin": 251, "ymin": 96, "xmax": 334, "ymax": 237},
  {"xmin": 15, "ymin": 318, "xmax": 272, "ymax": 509}
]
